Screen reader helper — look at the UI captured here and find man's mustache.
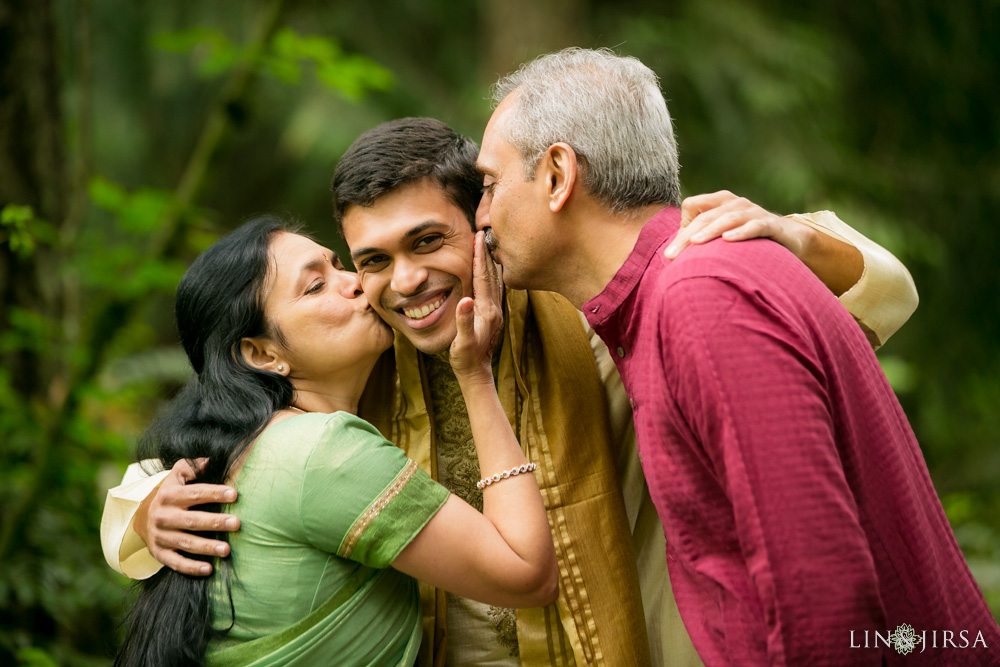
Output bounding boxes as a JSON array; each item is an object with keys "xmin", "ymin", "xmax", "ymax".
[{"xmin": 483, "ymin": 227, "xmax": 499, "ymax": 253}]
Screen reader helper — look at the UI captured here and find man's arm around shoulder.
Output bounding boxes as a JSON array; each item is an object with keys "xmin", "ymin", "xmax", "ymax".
[{"xmin": 101, "ymin": 459, "xmax": 240, "ymax": 578}]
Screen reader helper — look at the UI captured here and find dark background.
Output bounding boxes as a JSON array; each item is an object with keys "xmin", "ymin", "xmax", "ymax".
[{"xmin": 1, "ymin": 0, "xmax": 997, "ymax": 663}]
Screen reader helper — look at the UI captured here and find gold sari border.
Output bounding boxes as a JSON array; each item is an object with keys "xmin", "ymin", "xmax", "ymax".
[{"xmin": 338, "ymin": 458, "xmax": 418, "ymax": 559}]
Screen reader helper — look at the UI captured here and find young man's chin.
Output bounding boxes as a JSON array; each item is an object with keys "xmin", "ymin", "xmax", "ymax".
[
  {"xmin": 390, "ymin": 315, "xmax": 458, "ymax": 356},
  {"xmin": 406, "ymin": 329, "xmax": 456, "ymax": 356}
]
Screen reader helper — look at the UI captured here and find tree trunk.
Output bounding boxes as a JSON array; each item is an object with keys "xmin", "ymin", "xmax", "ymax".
[
  {"xmin": 0, "ymin": 0, "xmax": 66, "ymax": 400},
  {"xmin": 478, "ymin": 0, "xmax": 588, "ymax": 83}
]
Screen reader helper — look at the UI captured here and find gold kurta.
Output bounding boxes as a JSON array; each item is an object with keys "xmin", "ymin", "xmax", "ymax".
[{"xmin": 361, "ymin": 289, "xmax": 652, "ymax": 667}]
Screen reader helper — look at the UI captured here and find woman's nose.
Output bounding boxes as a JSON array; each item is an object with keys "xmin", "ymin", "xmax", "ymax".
[{"xmin": 338, "ymin": 271, "xmax": 364, "ymax": 298}]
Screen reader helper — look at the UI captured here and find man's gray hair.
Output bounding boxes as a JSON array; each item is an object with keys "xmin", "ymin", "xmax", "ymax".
[{"xmin": 491, "ymin": 47, "xmax": 681, "ymax": 212}]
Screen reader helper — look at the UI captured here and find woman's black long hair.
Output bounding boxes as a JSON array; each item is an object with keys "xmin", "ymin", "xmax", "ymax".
[{"xmin": 115, "ymin": 215, "xmax": 296, "ymax": 666}]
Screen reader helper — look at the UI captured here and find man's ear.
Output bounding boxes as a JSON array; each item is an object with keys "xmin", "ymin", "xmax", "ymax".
[
  {"xmin": 540, "ymin": 142, "xmax": 579, "ymax": 213},
  {"xmin": 240, "ymin": 337, "xmax": 286, "ymax": 375}
]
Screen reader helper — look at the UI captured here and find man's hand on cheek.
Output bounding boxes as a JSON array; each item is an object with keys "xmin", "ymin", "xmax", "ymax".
[{"xmin": 135, "ymin": 458, "xmax": 240, "ymax": 576}]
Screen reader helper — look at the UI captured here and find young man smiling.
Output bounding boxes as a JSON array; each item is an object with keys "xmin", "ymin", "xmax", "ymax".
[
  {"xmin": 101, "ymin": 117, "xmax": 921, "ymax": 666},
  {"xmin": 342, "ymin": 181, "xmax": 476, "ymax": 355},
  {"xmin": 333, "ymin": 119, "xmax": 652, "ymax": 665}
]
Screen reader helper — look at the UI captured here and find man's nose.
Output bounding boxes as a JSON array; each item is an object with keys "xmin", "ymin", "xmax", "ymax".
[
  {"xmin": 475, "ymin": 195, "xmax": 490, "ymax": 232},
  {"xmin": 390, "ymin": 257, "xmax": 428, "ymax": 296}
]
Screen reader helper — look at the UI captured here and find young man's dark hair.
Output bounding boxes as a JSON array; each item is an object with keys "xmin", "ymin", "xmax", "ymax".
[{"xmin": 331, "ymin": 117, "xmax": 482, "ymax": 234}]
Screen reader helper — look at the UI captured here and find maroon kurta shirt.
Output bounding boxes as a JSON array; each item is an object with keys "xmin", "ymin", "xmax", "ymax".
[{"xmin": 585, "ymin": 207, "xmax": 998, "ymax": 665}]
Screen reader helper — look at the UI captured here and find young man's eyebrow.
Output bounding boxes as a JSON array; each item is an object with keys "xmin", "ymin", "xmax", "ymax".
[{"xmin": 350, "ymin": 221, "xmax": 448, "ymax": 260}]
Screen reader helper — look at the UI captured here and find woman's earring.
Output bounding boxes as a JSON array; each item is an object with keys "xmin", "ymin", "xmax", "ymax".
[{"xmin": 277, "ymin": 365, "xmax": 284, "ymax": 372}]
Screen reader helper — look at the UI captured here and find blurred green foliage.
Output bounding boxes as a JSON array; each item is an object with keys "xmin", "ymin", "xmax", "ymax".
[
  {"xmin": 153, "ymin": 25, "xmax": 394, "ymax": 98},
  {"xmin": 0, "ymin": 206, "xmax": 56, "ymax": 259},
  {"xmin": 1, "ymin": 0, "xmax": 997, "ymax": 663}
]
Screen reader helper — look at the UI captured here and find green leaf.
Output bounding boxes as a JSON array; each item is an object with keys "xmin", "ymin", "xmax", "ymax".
[
  {"xmin": 263, "ymin": 27, "xmax": 393, "ymax": 99},
  {"xmin": 878, "ymin": 354, "xmax": 916, "ymax": 393},
  {"xmin": 0, "ymin": 203, "xmax": 34, "ymax": 227},
  {"xmin": 1, "ymin": 204, "xmax": 55, "ymax": 258},
  {"xmin": 315, "ymin": 56, "xmax": 394, "ymax": 100},
  {"xmin": 271, "ymin": 27, "xmax": 340, "ymax": 62},
  {"xmin": 154, "ymin": 28, "xmax": 241, "ymax": 78},
  {"xmin": 942, "ymin": 492, "xmax": 976, "ymax": 525},
  {"xmin": 0, "ymin": 308, "xmax": 53, "ymax": 355},
  {"xmin": 134, "ymin": 259, "xmax": 187, "ymax": 294},
  {"xmin": 16, "ymin": 646, "xmax": 59, "ymax": 667},
  {"xmin": 262, "ymin": 54, "xmax": 301, "ymax": 83},
  {"xmin": 198, "ymin": 45, "xmax": 243, "ymax": 78},
  {"xmin": 88, "ymin": 176, "xmax": 128, "ymax": 213},
  {"xmin": 119, "ymin": 188, "xmax": 172, "ymax": 234}
]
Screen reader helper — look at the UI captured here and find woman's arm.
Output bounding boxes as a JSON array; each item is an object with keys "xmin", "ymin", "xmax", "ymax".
[{"xmin": 391, "ymin": 232, "xmax": 558, "ymax": 608}]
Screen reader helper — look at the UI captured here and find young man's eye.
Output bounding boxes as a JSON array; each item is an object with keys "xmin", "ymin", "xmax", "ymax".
[
  {"xmin": 415, "ymin": 235, "xmax": 443, "ymax": 250},
  {"xmin": 481, "ymin": 182, "xmax": 496, "ymax": 195},
  {"xmin": 358, "ymin": 256, "xmax": 388, "ymax": 271}
]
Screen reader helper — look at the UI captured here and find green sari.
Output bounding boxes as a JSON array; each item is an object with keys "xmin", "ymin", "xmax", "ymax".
[{"xmin": 206, "ymin": 412, "xmax": 449, "ymax": 666}]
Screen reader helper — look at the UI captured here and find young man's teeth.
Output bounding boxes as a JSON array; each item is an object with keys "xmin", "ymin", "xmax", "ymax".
[{"xmin": 404, "ymin": 297, "xmax": 444, "ymax": 320}]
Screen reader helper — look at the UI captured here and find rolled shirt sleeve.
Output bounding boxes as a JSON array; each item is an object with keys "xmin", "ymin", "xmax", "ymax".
[
  {"xmin": 787, "ymin": 211, "xmax": 918, "ymax": 348},
  {"xmin": 100, "ymin": 461, "xmax": 168, "ymax": 579}
]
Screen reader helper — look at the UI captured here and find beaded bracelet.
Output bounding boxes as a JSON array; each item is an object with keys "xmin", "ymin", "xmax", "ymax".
[{"xmin": 476, "ymin": 462, "xmax": 537, "ymax": 490}]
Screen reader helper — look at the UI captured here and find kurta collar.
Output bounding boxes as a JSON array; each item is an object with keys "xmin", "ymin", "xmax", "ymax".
[{"xmin": 583, "ymin": 206, "xmax": 681, "ymax": 330}]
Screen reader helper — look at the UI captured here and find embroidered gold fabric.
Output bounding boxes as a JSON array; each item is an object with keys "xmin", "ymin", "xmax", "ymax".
[
  {"xmin": 424, "ymin": 354, "xmax": 484, "ymax": 512},
  {"xmin": 338, "ymin": 458, "xmax": 418, "ymax": 559},
  {"xmin": 424, "ymin": 354, "xmax": 520, "ymax": 659},
  {"xmin": 488, "ymin": 605, "xmax": 521, "ymax": 658}
]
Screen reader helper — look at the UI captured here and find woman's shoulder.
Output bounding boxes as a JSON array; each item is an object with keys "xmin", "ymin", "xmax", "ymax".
[
  {"xmin": 265, "ymin": 411, "xmax": 383, "ymax": 440},
  {"xmin": 261, "ymin": 412, "xmax": 382, "ymax": 440},
  {"xmin": 256, "ymin": 411, "xmax": 395, "ymax": 464}
]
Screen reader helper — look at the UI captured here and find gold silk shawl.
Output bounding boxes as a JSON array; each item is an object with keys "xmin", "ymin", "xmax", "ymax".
[{"xmin": 359, "ymin": 289, "xmax": 651, "ymax": 667}]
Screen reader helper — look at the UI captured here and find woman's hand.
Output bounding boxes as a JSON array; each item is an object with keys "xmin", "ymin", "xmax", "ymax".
[
  {"xmin": 663, "ymin": 190, "xmax": 809, "ymax": 259},
  {"xmin": 450, "ymin": 231, "xmax": 503, "ymax": 381}
]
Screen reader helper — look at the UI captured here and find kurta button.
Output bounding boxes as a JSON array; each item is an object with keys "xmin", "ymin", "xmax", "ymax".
[
  {"xmin": 616, "ymin": 346, "xmax": 626, "ymax": 358},
  {"xmin": 629, "ymin": 397, "xmax": 636, "ymax": 410}
]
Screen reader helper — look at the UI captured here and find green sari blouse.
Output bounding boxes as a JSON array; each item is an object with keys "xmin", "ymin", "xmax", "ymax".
[{"xmin": 206, "ymin": 412, "xmax": 450, "ymax": 666}]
